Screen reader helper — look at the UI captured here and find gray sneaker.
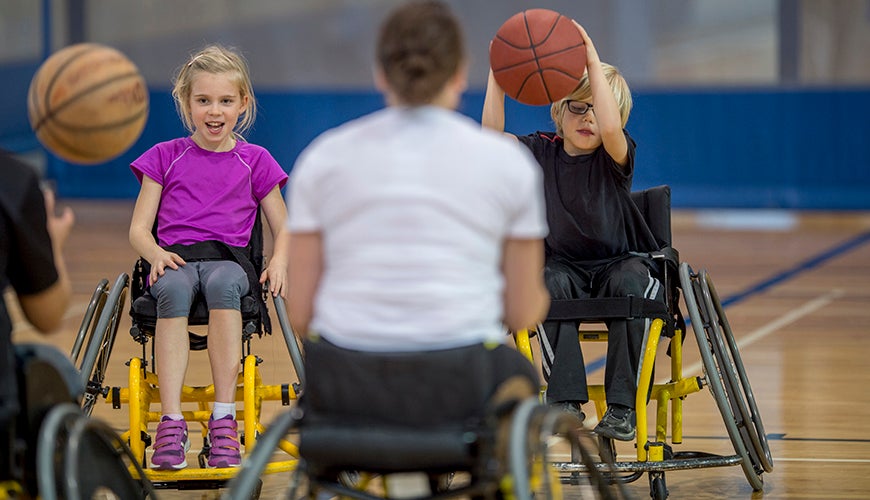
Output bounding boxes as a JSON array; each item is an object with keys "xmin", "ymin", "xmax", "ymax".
[
  {"xmin": 552, "ymin": 401, "xmax": 586, "ymax": 424},
  {"xmin": 593, "ymin": 405, "xmax": 636, "ymax": 441}
]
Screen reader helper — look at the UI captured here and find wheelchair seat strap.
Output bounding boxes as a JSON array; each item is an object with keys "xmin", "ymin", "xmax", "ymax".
[
  {"xmin": 546, "ymin": 296, "xmax": 668, "ymax": 322},
  {"xmin": 164, "ymin": 241, "xmax": 272, "ymax": 334}
]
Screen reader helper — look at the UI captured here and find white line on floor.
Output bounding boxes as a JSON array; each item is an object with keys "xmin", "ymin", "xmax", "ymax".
[
  {"xmin": 547, "ymin": 453, "xmax": 870, "ymax": 464},
  {"xmin": 663, "ymin": 288, "xmax": 845, "ymax": 382}
]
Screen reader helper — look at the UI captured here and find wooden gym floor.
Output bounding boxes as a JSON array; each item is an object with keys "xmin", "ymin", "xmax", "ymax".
[{"xmin": 8, "ymin": 200, "xmax": 870, "ymax": 499}]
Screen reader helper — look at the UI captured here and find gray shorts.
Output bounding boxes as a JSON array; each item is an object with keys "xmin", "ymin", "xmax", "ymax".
[{"xmin": 148, "ymin": 260, "xmax": 249, "ymax": 318}]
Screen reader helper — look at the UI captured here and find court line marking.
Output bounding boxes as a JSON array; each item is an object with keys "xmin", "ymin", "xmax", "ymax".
[
  {"xmin": 546, "ymin": 452, "xmax": 870, "ymax": 464},
  {"xmin": 767, "ymin": 457, "xmax": 870, "ymax": 464},
  {"xmin": 718, "ymin": 229, "xmax": 870, "ymax": 309},
  {"xmin": 669, "ymin": 288, "xmax": 844, "ymax": 381}
]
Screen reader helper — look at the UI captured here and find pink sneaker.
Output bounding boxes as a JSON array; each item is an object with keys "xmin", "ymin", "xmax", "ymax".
[
  {"xmin": 207, "ymin": 415, "xmax": 241, "ymax": 468},
  {"xmin": 151, "ymin": 416, "xmax": 190, "ymax": 470}
]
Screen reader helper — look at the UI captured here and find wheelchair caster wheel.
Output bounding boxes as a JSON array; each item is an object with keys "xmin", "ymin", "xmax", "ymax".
[
  {"xmin": 597, "ymin": 435, "xmax": 616, "ymax": 463},
  {"xmin": 649, "ymin": 472, "xmax": 668, "ymax": 499}
]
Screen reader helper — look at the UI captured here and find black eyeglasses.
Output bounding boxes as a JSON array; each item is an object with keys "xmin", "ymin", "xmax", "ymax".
[{"xmin": 566, "ymin": 101, "xmax": 594, "ymax": 115}]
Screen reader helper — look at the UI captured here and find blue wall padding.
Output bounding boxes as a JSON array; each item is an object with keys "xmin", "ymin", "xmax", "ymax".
[
  {"xmin": 0, "ymin": 61, "xmax": 41, "ymax": 152},
  {"xmin": 4, "ymin": 77, "xmax": 870, "ymax": 209}
]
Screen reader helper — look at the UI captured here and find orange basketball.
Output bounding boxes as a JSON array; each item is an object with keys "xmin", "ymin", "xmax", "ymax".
[
  {"xmin": 490, "ymin": 9, "xmax": 586, "ymax": 106},
  {"xmin": 27, "ymin": 43, "xmax": 149, "ymax": 165}
]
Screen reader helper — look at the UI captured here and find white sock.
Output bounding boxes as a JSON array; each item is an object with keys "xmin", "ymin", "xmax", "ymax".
[
  {"xmin": 164, "ymin": 413, "xmax": 183, "ymax": 421},
  {"xmin": 212, "ymin": 402, "xmax": 236, "ymax": 420}
]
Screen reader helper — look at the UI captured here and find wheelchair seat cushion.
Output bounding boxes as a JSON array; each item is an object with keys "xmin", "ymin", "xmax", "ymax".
[{"xmin": 130, "ymin": 293, "xmax": 260, "ymax": 328}]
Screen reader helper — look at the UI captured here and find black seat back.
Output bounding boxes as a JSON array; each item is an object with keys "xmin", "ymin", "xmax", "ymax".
[
  {"xmin": 299, "ymin": 340, "xmax": 496, "ymax": 475},
  {"xmin": 545, "ymin": 185, "xmax": 679, "ymax": 326},
  {"xmin": 631, "ymin": 185, "xmax": 685, "ymax": 339},
  {"xmin": 630, "ymin": 184, "xmax": 672, "ymax": 250}
]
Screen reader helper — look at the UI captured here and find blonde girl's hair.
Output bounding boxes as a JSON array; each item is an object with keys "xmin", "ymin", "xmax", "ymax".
[
  {"xmin": 550, "ymin": 62, "xmax": 633, "ymax": 136},
  {"xmin": 171, "ymin": 44, "xmax": 257, "ymax": 138}
]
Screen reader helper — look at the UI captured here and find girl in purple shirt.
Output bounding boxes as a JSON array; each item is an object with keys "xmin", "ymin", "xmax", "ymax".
[{"xmin": 129, "ymin": 45, "xmax": 288, "ymax": 470}]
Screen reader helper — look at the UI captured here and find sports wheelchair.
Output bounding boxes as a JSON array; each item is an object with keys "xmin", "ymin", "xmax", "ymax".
[
  {"xmin": 1, "ymin": 342, "xmax": 154, "ymax": 499},
  {"xmin": 512, "ymin": 185, "xmax": 774, "ymax": 499},
  {"xmin": 226, "ymin": 339, "xmax": 630, "ymax": 500},
  {"xmin": 72, "ymin": 212, "xmax": 306, "ymax": 495}
]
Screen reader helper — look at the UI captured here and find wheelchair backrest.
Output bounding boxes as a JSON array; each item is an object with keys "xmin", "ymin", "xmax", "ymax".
[{"xmin": 630, "ymin": 185, "xmax": 672, "ymax": 250}]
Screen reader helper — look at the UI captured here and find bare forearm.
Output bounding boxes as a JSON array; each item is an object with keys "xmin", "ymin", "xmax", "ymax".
[
  {"xmin": 576, "ymin": 22, "xmax": 626, "ymax": 161},
  {"xmin": 504, "ymin": 283, "xmax": 550, "ymax": 332},
  {"xmin": 129, "ymin": 227, "xmax": 161, "ymax": 263},
  {"xmin": 19, "ymin": 241, "xmax": 71, "ymax": 333},
  {"xmin": 482, "ymin": 69, "xmax": 507, "ymax": 132},
  {"xmin": 287, "ymin": 232, "xmax": 323, "ymax": 336},
  {"xmin": 502, "ymin": 238, "xmax": 550, "ymax": 331}
]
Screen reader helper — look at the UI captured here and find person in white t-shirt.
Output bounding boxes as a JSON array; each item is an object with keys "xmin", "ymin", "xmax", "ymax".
[{"xmin": 282, "ymin": 0, "xmax": 550, "ymax": 448}]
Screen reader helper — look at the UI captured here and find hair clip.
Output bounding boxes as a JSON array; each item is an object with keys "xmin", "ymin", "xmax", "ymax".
[{"xmin": 187, "ymin": 54, "xmax": 204, "ymax": 68}]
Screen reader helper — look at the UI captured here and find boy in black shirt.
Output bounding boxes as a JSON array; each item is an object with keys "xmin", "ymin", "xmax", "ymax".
[{"xmin": 483, "ymin": 22, "xmax": 663, "ymax": 441}]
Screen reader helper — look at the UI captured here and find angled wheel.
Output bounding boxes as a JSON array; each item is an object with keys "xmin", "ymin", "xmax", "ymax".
[
  {"xmin": 70, "ymin": 278, "xmax": 109, "ymax": 366},
  {"xmin": 680, "ymin": 263, "xmax": 768, "ymax": 491},
  {"xmin": 78, "ymin": 273, "xmax": 128, "ymax": 416},
  {"xmin": 225, "ymin": 409, "xmax": 300, "ymax": 500},
  {"xmin": 699, "ymin": 270, "xmax": 773, "ymax": 473},
  {"xmin": 272, "ymin": 293, "xmax": 306, "ymax": 387},
  {"xmin": 63, "ymin": 414, "xmax": 155, "ymax": 499},
  {"xmin": 509, "ymin": 399, "xmax": 627, "ymax": 500},
  {"xmin": 36, "ymin": 404, "xmax": 83, "ymax": 500}
]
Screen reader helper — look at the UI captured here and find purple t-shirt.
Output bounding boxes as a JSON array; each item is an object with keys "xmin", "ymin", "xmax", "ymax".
[{"xmin": 131, "ymin": 137, "xmax": 287, "ymax": 247}]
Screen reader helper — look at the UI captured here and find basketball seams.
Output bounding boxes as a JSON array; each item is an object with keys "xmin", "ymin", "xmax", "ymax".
[
  {"xmin": 493, "ymin": 33, "xmax": 531, "ymax": 51},
  {"xmin": 51, "ymin": 106, "xmax": 148, "ymax": 132},
  {"xmin": 37, "ymin": 122, "xmax": 106, "ymax": 162},
  {"xmin": 30, "ymin": 44, "xmax": 97, "ymax": 133},
  {"xmin": 532, "ymin": 12, "xmax": 562, "ymax": 46},
  {"xmin": 492, "ymin": 43, "xmax": 585, "ymax": 73},
  {"xmin": 523, "ymin": 12, "xmax": 582, "ymax": 102},
  {"xmin": 491, "ymin": 11, "xmax": 584, "ymax": 97},
  {"xmin": 28, "ymin": 42, "xmax": 149, "ymax": 164},
  {"xmin": 536, "ymin": 44, "xmax": 586, "ymax": 66},
  {"xmin": 34, "ymin": 71, "xmax": 145, "ymax": 132},
  {"xmin": 521, "ymin": 11, "xmax": 547, "ymax": 100}
]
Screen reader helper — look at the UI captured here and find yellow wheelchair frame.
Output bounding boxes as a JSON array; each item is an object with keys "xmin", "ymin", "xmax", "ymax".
[
  {"xmin": 74, "ymin": 270, "xmax": 306, "ymax": 494},
  {"xmin": 510, "ymin": 185, "xmax": 772, "ymax": 499},
  {"xmin": 514, "ymin": 264, "xmax": 773, "ymax": 499}
]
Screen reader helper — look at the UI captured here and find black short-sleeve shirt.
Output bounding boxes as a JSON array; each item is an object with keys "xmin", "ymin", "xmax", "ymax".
[{"xmin": 518, "ymin": 131, "xmax": 657, "ymax": 262}]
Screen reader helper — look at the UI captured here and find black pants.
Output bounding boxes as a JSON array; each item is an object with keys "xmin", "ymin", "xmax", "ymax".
[{"xmin": 540, "ymin": 255, "xmax": 663, "ymax": 409}]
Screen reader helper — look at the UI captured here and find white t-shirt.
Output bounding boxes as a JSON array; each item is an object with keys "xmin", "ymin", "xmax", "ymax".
[{"xmin": 287, "ymin": 106, "xmax": 547, "ymax": 351}]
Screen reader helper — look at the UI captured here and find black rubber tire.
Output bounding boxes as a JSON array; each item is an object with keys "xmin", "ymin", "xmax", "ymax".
[
  {"xmin": 680, "ymin": 263, "xmax": 765, "ymax": 491},
  {"xmin": 78, "ymin": 273, "xmax": 128, "ymax": 416}
]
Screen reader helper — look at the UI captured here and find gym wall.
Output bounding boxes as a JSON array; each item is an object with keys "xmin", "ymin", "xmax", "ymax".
[{"xmin": 1, "ymin": 0, "xmax": 868, "ymax": 208}]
